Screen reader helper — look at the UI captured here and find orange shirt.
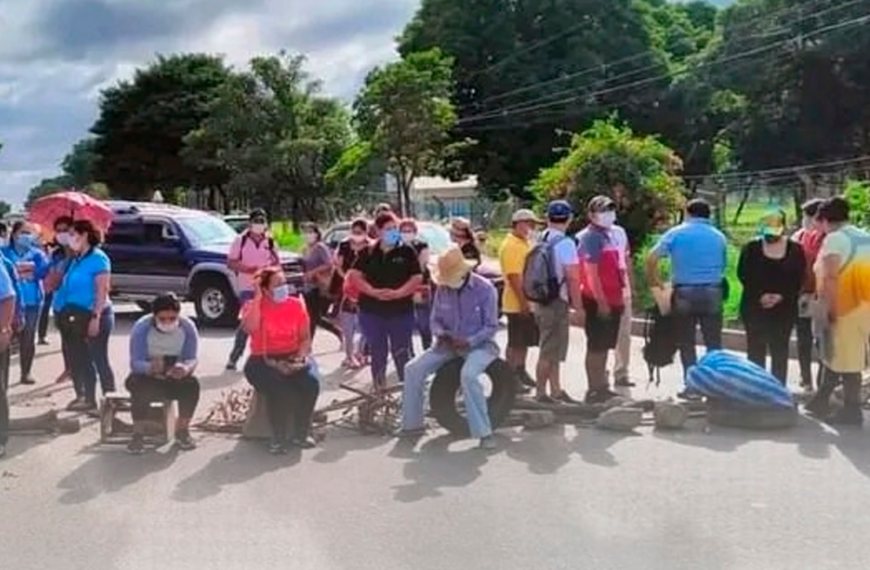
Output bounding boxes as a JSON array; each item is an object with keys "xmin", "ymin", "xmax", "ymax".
[{"xmin": 242, "ymin": 296, "xmax": 310, "ymax": 356}]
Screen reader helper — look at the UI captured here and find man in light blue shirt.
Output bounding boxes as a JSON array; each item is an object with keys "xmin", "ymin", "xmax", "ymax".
[
  {"xmin": 0, "ymin": 260, "xmax": 17, "ymax": 458},
  {"xmin": 646, "ymin": 198, "xmax": 728, "ymax": 385}
]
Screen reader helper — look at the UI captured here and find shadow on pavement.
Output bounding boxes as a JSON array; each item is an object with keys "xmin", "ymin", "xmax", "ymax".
[
  {"xmin": 172, "ymin": 439, "xmax": 297, "ymax": 502},
  {"xmin": 311, "ymin": 430, "xmax": 393, "ymax": 464},
  {"xmin": 390, "ymin": 434, "xmax": 490, "ymax": 503},
  {"xmin": 504, "ymin": 425, "xmax": 573, "ymax": 474},
  {"xmin": 573, "ymin": 427, "xmax": 639, "ymax": 467},
  {"xmin": 57, "ymin": 445, "xmax": 180, "ymax": 505},
  {"xmin": 1, "ymin": 434, "xmax": 55, "ymax": 463}
]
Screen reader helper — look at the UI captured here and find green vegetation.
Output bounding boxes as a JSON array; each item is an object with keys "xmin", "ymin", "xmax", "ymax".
[{"xmin": 270, "ymin": 223, "xmax": 304, "ymax": 252}]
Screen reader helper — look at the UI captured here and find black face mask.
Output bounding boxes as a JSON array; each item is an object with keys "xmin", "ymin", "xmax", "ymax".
[{"xmin": 763, "ymin": 235, "xmax": 782, "ymax": 244}]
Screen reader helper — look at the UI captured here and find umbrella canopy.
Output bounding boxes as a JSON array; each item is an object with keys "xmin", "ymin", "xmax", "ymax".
[{"xmin": 27, "ymin": 191, "xmax": 113, "ymax": 234}]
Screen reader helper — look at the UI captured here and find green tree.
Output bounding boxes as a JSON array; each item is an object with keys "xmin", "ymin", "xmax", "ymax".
[
  {"xmin": 531, "ymin": 117, "xmax": 685, "ymax": 250},
  {"xmin": 351, "ymin": 48, "xmax": 466, "ymax": 215},
  {"xmin": 61, "ymin": 138, "xmax": 100, "ymax": 188},
  {"xmin": 185, "ymin": 52, "xmax": 352, "ymax": 222},
  {"xmin": 0, "ymin": 200, "xmax": 11, "ymax": 218},
  {"xmin": 90, "ymin": 53, "xmax": 234, "ymax": 199}
]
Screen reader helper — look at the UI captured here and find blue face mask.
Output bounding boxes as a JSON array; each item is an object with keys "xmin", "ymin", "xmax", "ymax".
[
  {"xmin": 15, "ymin": 234, "xmax": 35, "ymax": 249},
  {"xmin": 271, "ymin": 284, "xmax": 290, "ymax": 303},
  {"xmin": 383, "ymin": 228, "xmax": 401, "ymax": 247}
]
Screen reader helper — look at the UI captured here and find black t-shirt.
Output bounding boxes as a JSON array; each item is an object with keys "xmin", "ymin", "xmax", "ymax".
[
  {"xmin": 411, "ymin": 239, "xmax": 431, "ymax": 283},
  {"xmin": 338, "ymin": 239, "xmax": 366, "ymax": 273},
  {"xmin": 357, "ymin": 243, "xmax": 422, "ymax": 314}
]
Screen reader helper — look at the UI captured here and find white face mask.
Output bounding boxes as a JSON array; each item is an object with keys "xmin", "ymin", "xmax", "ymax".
[
  {"xmin": 156, "ymin": 320, "xmax": 180, "ymax": 333},
  {"xmin": 594, "ymin": 211, "xmax": 616, "ymax": 228},
  {"xmin": 401, "ymin": 232, "xmax": 416, "ymax": 244},
  {"xmin": 304, "ymin": 232, "xmax": 318, "ymax": 245},
  {"xmin": 250, "ymin": 223, "xmax": 267, "ymax": 235}
]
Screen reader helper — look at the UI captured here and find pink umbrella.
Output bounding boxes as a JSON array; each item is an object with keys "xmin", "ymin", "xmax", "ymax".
[{"xmin": 27, "ymin": 191, "xmax": 113, "ymax": 233}]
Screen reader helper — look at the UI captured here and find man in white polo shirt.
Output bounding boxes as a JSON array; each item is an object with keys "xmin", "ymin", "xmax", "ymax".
[{"xmin": 225, "ymin": 209, "xmax": 279, "ymax": 370}]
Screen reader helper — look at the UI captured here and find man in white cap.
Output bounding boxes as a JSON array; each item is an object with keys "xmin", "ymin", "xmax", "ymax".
[
  {"xmin": 499, "ymin": 208, "xmax": 543, "ymax": 394},
  {"xmin": 398, "ymin": 245, "xmax": 500, "ymax": 450}
]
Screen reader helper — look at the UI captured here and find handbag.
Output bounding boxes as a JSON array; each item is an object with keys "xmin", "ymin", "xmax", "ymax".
[{"xmin": 259, "ymin": 300, "xmax": 307, "ymax": 376}]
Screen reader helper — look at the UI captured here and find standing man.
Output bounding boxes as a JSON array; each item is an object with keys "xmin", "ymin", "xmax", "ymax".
[
  {"xmin": 576, "ymin": 196, "xmax": 626, "ymax": 403},
  {"xmin": 607, "ymin": 210, "xmax": 634, "ymax": 388},
  {"xmin": 499, "ymin": 209, "xmax": 542, "ymax": 394},
  {"xmin": 531, "ymin": 200, "xmax": 584, "ymax": 404},
  {"xmin": 225, "ymin": 209, "xmax": 279, "ymax": 371},
  {"xmin": 646, "ymin": 198, "xmax": 727, "ymax": 392},
  {"xmin": 0, "ymin": 259, "xmax": 17, "ymax": 458}
]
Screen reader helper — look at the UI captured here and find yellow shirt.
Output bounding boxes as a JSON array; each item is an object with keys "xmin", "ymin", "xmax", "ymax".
[{"xmin": 499, "ymin": 232, "xmax": 531, "ymax": 313}]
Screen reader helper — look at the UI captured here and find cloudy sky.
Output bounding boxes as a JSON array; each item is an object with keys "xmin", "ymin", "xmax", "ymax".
[{"xmin": 0, "ymin": 0, "xmax": 419, "ymax": 208}]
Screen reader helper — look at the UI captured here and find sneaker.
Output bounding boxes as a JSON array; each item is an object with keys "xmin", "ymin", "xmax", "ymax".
[
  {"xmin": 20, "ymin": 377, "xmax": 36, "ymax": 386},
  {"xmin": 479, "ymin": 436, "xmax": 497, "ymax": 451},
  {"xmin": 585, "ymin": 388, "xmax": 621, "ymax": 405},
  {"xmin": 614, "ymin": 378, "xmax": 636, "ymax": 388},
  {"xmin": 827, "ymin": 407, "xmax": 864, "ymax": 427},
  {"xmin": 82, "ymin": 401, "xmax": 99, "ymax": 416},
  {"xmin": 555, "ymin": 390, "xmax": 579, "ymax": 405},
  {"xmin": 37, "ymin": 338, "xmax": 49, "ymax": 346},
  {"xmin": 268, "ymin": 439, "xmax": 287, "ymax": 455},
  {"xmin": 395, "ymin": 427, "xmax": 427, "ymax": 440},
  {"xmin": 535, "ymin": 394, "xmax": 557, "ymax": 404},
  {"xmin": 804, "ymin": 397, "xmax": 831, "ymax": 418},
  {"xmin": 66, "ymin": 398, "xmax": 89, "ymax": 411},
  {"xmin": 225, "ymin": 362, "xmax": 237, "ymax": 372},
  {"xmin": 517, "ymin": 369, "xmax": 536, "ymax": 388},
  {"xmin": 175, "ymin": 431, "xmax": 196, "ymax": 451},
  {"xmin": 127, "ymin": 435, "xmax": 145, "ymax": 455},
  {"xmin": 677, "ymin": 389, "xmax": 703, "ymax": 402},
  {"xmin": 291, "ymin": 436, "xmax": 317, "ymax": 449}
]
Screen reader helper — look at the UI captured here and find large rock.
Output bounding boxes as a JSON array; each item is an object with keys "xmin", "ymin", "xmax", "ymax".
[
  {"xmin": 521, "ymin": 410, "xmax": 556, "ymax": 430},
  {"xmin": 654, "ymin": 402, "xmax": 688, "ymax": 430},
  {"xmin": 596, "ymin": 407, "xmax": 642, "ymax": 432}
]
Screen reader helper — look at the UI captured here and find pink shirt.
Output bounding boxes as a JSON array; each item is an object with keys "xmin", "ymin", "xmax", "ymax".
[{"xmin": 229, "ymin": 232, "xmax": 279, "ymax": 291}]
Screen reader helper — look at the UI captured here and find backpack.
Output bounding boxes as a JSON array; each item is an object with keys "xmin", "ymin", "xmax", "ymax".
[
  {"xmin": 642, "ymin": 305, "xmax": 678, "ymax": 387},
  {"xmin": 238, "ymin": 232, "xmax": 278, "ymax": 264},
  {"xmin": 521, "ymin": 234, "xmax": 568, "ymax": 305}
]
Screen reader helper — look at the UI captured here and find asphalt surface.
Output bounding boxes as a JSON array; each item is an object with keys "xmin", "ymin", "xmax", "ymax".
[{"xmin": 1, "ymin": 305, "xmax": 868, "ymax": 570}]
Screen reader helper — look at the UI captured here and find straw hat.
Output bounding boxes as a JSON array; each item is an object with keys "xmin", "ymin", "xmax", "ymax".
[{"xmin": 431, "ymin": 246, "xmax": 476, "ymax": 288}]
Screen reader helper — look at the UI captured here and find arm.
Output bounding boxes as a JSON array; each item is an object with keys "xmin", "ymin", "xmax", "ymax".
[
  {"xmin": 736, "ymin": 243, "xmax": 750, "ymax": 286},
  {"xmin": 296, "ymin": 306, "xmax": 312, "ymax": 358},
  {"xmin": 33, "ymin": 250, "xmax": 50, "ymax": 281},
  {"xmin": 430, "ymin": 286, "xmax": 447, "ymax": 339},
  {"xmin": 226, "ymin": 236, "xmax": 252, "ymax": 273},
  {"xmin": 466, "ymin": 283, "xmax": 499, "ymax": 347},
  {"xmin": 391, "ymin": 274, "xmax": 423, "ymax": 298},
  {"xmin": 240, "ymin": 298, "xmax": 261, "ymax": 334},
  {"xmin": 346, "ymin": 269, "xmax": 378, "ymax": 297},
  {"xmin": 306, "ymin": 244, "xmax": 334, "ymax": 279},
  {"xmin": 129, "ymin": 319, "xmax": 152, "ymax": 375},
  {"xmin": 645, "ymin": 231, "xmax": 673, "ymax": 289},
  {"xmin": 178, "ymin": 319, "xmax": 200, "ymax": 373},
  {"xmin": 93, "ymin": 273, "xmax": 110, "ymax": 317},
  {"xmin": 819, "ymin": 253, "xmax": 841, "ymax": 319}
]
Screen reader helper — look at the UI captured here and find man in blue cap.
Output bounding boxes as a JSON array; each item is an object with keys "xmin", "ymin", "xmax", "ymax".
[{"xmin": 530, "ymin": 199, "xmax": 584, "ymax": 404}]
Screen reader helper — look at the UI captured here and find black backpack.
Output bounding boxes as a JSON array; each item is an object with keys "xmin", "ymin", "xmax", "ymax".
[
  {"xmin": 642, "ymin": 305, "xmax": 678, "ymax": 387},
  {"xmin": 521, "ymin": 234, "xmax": 568, "ymax": 305},
  {"xmin": 238, "ymin": 232, "xmax": 279, "ymax": 264}
]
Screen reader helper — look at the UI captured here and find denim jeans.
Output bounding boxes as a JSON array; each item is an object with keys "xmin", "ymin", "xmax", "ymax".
[
  {"xmin": 228, "ymin": 290, "xmax": 255, "ymax": 366},
  {"xmin": 18, "ymin": 307, "xmax": 40, "ymax": 381},
  {"xmin": 87, "ymin": 305, "xmax": 116, "ymax": 397},
  {"xmin": 672, "ymin": 285, "xmax": 723, "ymax": 375},
  {"xmin": 0, "ymin": 347, "xmax": 10, "ymax": 445},
  {"xmin": 339, "ymin": 310, "xmax": 366, "ymax": 360},
  {"xmin": 244, "ymin": 356, "xmax": 320, "ymax": 442},
  {"xmin": 358, "ymin": 310, "xmax": 414, "ymax": 386},
  {"xmin": 402, "ymin": 341, "xmax": 499, "ymax": 438},
  {"xmin": 63, "ymin": 305, "xmax": 116, "ymax": 403}
]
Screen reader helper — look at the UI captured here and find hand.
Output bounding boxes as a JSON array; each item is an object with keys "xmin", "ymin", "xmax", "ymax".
[
  {"xmin": 436, "ymin": 335, "xmax": 454, "ymax": 349},
  {"xmin": 149, "ymin": 357, "xmax": 165, "ymax": 376},
  {"xmin": 167, "ymin": 364, "xmax": 188, "ymax": 380},
  {"xmin": 759, "ymin": 294, "xmax": 782, "ymax": 309},
  {"xmin": 0, "ymin": 330, "xmax": 12, "ymax": 352},
  {"xmin": 451, "ymin": 337, "xmax": 470, "ymax": 350},
  {"xmin": 87, "ymin": 316, "xmax": 100, "ymax": 338},
  {"xmin": 519, "ymin": 300, "xmax": 531, "ymax": 314},
  {"xmin": 597, "ymin": 300, "xmax": 611, "ymax": 318},
  {"xmin": 569, "ymin": 309, "xmax": 586, "ymax": 327},
  {"xmin": 254, "ymin": 285, "xmax": 264, "ymax": 300}
]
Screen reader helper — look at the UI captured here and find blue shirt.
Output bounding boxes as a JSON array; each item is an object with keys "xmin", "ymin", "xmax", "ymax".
[
  {"xmin": 55, "ymin": 247, "xmax": 112, "ymax": 312},
  {"xmin": 542, "ymin": 228, "xmax": 579, "ymax": 301},
  {"xmin": 653, "ymin": 218, "xmax": 727, "ymax": 286},
  {"xmin": 1, "ymin": 244, "xmax": 48, "ymax": 308},
  {"xmin": 430, "ymin": 273, "xmax": 499, "ymax": 348},
  {"xmin": 0, "ymin": 255, "xmax": 23, "ymax": 326},
  {"xmin": 0, "ymin": 259, "xmax": 15, "ymax": 303}
]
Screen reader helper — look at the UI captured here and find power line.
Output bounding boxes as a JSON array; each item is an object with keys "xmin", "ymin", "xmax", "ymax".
[
  {"xmin": 456, "ymin": 11, "xmax": 870, "ymax": 126},
  {"xmin": 683, "ymin": 155, "xmax": 870, "ymax": 181},
  {"xmin": 465, "ymin": 0, "xmax": 853, "ymax": 112}
]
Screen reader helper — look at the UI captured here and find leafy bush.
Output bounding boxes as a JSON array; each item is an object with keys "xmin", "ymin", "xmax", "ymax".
[
  {"xmin": 844, "ymin": 179, "xmax": 870, "ymax": 226},
  {"xmin": 531, "ymin": 117, "xmax": 686, "ymax": 251}
]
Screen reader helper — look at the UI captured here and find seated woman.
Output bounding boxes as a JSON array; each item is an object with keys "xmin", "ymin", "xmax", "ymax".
[
  {"xmin": 242, "ymin": 267, "xmax": 320, "ymax": 454},
  {"xmin": 126, "ymin": 293, "xmax": 200, "ymax": 455}
]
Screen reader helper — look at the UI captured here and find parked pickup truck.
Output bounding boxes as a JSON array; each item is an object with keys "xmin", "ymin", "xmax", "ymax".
[{"xmin": 103, "ymin": 201, "xmax": 305, "ymax": 327}]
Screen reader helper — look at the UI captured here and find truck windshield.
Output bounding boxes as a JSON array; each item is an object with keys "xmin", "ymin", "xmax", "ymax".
[{"xmin": 178, "ymin": 215, "xmax": 239, "ymax": 247}]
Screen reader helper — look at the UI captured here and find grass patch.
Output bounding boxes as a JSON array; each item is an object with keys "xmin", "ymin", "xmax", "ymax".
[{"xmin": 271, "ymin": 222, "xmax": 304, "ymax": 252}]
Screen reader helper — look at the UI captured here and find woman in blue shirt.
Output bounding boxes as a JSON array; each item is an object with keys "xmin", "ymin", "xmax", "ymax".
[
  {"xmin": 1, "ymin": 221, "xmax": 48, "ymax": 385},
  {"xmin": 43, "ymin": 216, "xmax": 75, "ymax": 383},
  {"xmin": 54, "ymin": 220, "xmax": 116, "ymax": 412}
]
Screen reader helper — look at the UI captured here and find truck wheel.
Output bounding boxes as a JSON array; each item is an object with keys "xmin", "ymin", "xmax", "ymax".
[
  {"xmin": 191, "ymin": 275, "xmax": 239, "ymax": 328},
  {"xmin": 429, "ymin": 357, "xmax": 517, "ymax": 437}
]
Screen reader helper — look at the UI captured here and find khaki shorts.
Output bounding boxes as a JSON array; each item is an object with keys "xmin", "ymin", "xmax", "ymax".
[{"xmin": 534, "ymin": 298, "xmax": 570, "ymax": 363}]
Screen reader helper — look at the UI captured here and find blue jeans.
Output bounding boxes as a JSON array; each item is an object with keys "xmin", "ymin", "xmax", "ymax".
[
  {"xmin": 358, "ymin": 310, "xmax": 414, "ymax": 387},
  {"xmin": 18, "ymin": 306, "xmax": 40, "ymax": 381},
  {"xmin": 228, "ymin": 290, "xmax": 255, "ymax": 366},
  {"xmin": 402, "ymin": 341, "xmax": 499, "ymax": 438},
  {"xmin": 86, "ymin": 305, "xmax": 116, "ymax": 401},
  {"xmin": 339, "ymin": 310, "xmax": 366, "ymax": 360}
]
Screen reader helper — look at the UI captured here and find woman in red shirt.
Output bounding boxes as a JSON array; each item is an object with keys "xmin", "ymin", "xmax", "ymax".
[
  {"xmin": 242, "ymin": 267, "xmax": 319, "ymax": 454},
  {"xmin": 791, "ymin": 198, "xmax": 826, "ymax": 390}
]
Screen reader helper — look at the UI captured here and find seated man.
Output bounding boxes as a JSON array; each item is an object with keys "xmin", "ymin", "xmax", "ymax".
[
  {"xmin": 399, "ymin": 246, "xmax": 500, "ymax": 450},
  {"xmin": 126, "ymin": 293, "xmax": 200, "ymax": 455}
]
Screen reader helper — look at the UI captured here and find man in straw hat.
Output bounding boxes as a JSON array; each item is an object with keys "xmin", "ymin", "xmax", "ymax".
[{"xmin": 398, "ymin": 245, "xmax": 501, "ymax": 450}]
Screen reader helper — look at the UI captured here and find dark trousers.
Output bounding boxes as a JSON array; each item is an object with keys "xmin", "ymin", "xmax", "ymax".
[
  {"xmin": 125, "ymin": 374, "xmax": 201, "ymax": 421},
  {"xmin": 795, "ymin": 316, "xmax": 817, "ymax": 387},
  {"xmin": 38, "ymin": 294, "xmax": 53, "ymax": 341},
  {"xmin": 18, "ymin": 307, "xmax": 40, "ymax": 381},
  {"xmin": 228, "ymin": 291, "xmax": 255, "ymax": 366},
  {"xmin": 745, "ymin": 312, "xmax": 794, "ymax": 384},
  {"xmin": 303, "ymin": 289, "xmax": 342, "ymax": 340},
  {"xmin": 244, "ymin": 356, "xmax": 320, "ymax": 442},
  {"xmin": 672, "ymin": 285, "xmax": 723, "ymax": 375},
  {"xmin": 0, "ymin": 347, "xmax": 10, "ymax": 445},
  {"xmin": 413, "ymin": 302, "xmax": 433, "ymax": 355},
  {"xmin": 358, "ymin": 309, "xmax": 414, "ymax": 386},
  {"xmin": 59, "ymin": 306, "xmax": 116, "ymax": 403},
  {"xmin": 88, "ymin": 306, "xmax": 116, "ymax": 395}
]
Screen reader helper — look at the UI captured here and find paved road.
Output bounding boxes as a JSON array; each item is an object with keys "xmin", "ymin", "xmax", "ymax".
[{"xmin": 1, "ymin": 306, "xmax": 868, "ymax": 570}]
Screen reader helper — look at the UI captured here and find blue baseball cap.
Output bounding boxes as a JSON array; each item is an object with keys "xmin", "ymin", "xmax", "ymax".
[{"xmin": 546, "ymin": 199, "xmax": 573, "ymax": 221}]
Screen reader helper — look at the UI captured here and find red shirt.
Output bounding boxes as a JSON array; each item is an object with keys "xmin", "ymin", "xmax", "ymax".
[
  {"xmin": 576, "ymin": 225, "xmax": 626, "ymax": 308},
  {"xmin": 242, "ymin": 296, "xmax": 310, "ymax": 356},
  {"xmin": 794, "ymin": 228, "xmax": 824, "ymax": 293}
]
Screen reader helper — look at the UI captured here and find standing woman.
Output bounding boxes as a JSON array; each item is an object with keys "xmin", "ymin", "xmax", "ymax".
[
  {"xmin": 737, "ymin": 209, "xmax": 806, "ymax": 384},
  {"xmin": 242, "ymin": 267, "xmax": 320, "ymax": 454},
  {"xmin": 399, "ymin": 218, "xmax": 433, "ymax": 353},
  {"xmin": 300, "ymin": 223, "xmax": 343, "ymax": 343},
  {"xmin": 347, "ymin": 212, "xmax": 422, "ymax": 389},
  {"xmin": 791, "ymin": 199, "xmax": 826, "ymax": 389},
  {"xmin": 450, "ymin": 217, "xmax": 482, "ymax": 267},
  {"xmin": 1, "ymin": 222, "xmax": 48, "ymax": 385},
  {"xmin": 43, "ymin": 216, "xmax": 75, "ymax": 382},
  {"xmin": 335, "ymin": 219, "xmax": 370, "ymax": 368},
  {"xmin": 54, "ymin": 220, "xmax": 116, "ymax": 412}
]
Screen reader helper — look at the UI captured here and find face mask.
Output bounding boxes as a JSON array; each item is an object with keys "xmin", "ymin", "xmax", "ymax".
[
  {"xmin": 271, "ymin": 284, "xmax": 290, "ymax": 303},
  {"xmin": 401, "ymin": 232, "xmax": 416, "ymax": 245},
  {"xmin": 156, "ymin": 320, "xmax": 179, "ymax": 333},
  {"xmin": 382, "ymin": 228, "xmax": 401, "ymax": 247},
  {"xmin": 802, "ymin": 216, "xmax": 814, "ymax": 230},
  {"xmin": 304, "ymin": 232, "xmax": 318, "ymax": 245},
  {"xmin": 15, "ymin": 234, "xmax": 35, "ymax": 249},
  {"xmin": 350, "ymin": 233, "xmax": 366, "ymax": 244},
  {"xmin": 250, "ymin": 223, "xmax": 267, "ymax": 235},
  {"xmin": 55, "ymin": 232, "xmax": 71, "ymax": 246},
  {"xmin": 594, "ymin": 211, "xmax": 616, "ymax": 228}
]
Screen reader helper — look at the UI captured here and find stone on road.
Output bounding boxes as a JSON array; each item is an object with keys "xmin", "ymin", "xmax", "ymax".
[{"xmin": 1, "ymin": 306, "xmax": 868, "ymax": 570}]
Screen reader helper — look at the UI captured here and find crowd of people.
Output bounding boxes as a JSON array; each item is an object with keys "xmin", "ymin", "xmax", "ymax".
[{"xmin": 0, "ymin": 192, "xmax": 868, "ymax": 459}]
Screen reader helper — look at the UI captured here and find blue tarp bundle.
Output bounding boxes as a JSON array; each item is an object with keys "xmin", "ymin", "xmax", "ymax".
[{"xmin": 686, "ymin": 350, "xmax": 794, "ymax": 409}]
